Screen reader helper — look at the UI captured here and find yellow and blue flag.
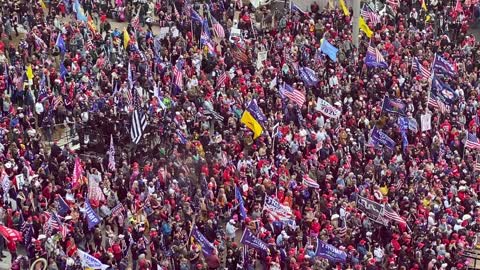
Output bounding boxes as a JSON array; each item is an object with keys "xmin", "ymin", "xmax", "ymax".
[{"xmin": 241, "ymin": 110, "xmax": 263, "ymax": 139}]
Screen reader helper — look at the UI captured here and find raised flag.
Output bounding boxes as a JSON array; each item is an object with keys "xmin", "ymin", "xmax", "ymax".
[
  {"xmin": 88, "ymin": 173, "xmax": 105, "ymax": 202},
  {"xmin": 263, "ymin": 196, "xmax": 293, "ymax": 220},
  {"xmin": 279, "ymin": 83, "xmax": 306, "ymax": 106},
  {"xmin": 240, "ymin": 110, "xmax": 263, "ymax": 139},
  {"xmin": 315, "ymin": 240, "xmax": 347, "ymax": 263},
  {"xmin": 56, "ymin": 34, "xmax": 66, "ymax": 53},
  {"xmin": 320, "ymin": 39, "xmax": 338, "ymax": 62},
  {"xmin": 339, "ymin": 0, "xmax": 350, "ymax": 16},
  {"xmin": 192, "ymin": 227, "xmax": 215, "ymax": 256},
  {"xmin": 21, "ymin": 220, "xmax": 33, "ymax": 248},
  {"xmin": 398, "ymin": 117, "xmax": 409, "ymax": 152},
  {"xmin": 303, "ymin": 175, "xmax": 319, "ymax": 189},
  {"xmin": 60, "ymin": 63, "xmax": 68, "ymax": 79},
  {"xmin": 369, "ymin": 127, "xmax": 396, "ymax": 150},
  {"xmin": 73, "ymin": 0, "xmax": 87, "ymax": 22},
  {"xmin": 56, "ymin": 196, "xmax": 70, "ymax": 216},
  {"xmin": 85, "ymin": 201, "xmax": 101, "ymax": 230},
  {"xmin": 191, "ymin": 9, "xmax": 204, "ymax": 23},
  {"xmin": 38, "ymin": 74, "xmax": 48, "ymax": 102},
  {"xmin": 77, "ymin": 249, "xmax": 109, "ymax": 270},
  {"xmin": 361, "ymin": 5, "xmax": 381, "ymax": 25},
  {"xmin": 130, "ymin": 88, "xmax": 147, "ymax": 144},
  {"xmin": 235, "ymin": 186, "xmax": 247, "ymax": 220},
  {"xmin": 382, "ymin": 205, "xmax": 406, "ymax": 224},
  {"xmin": 172, "ymin": 59, "xmax": 184, "ymax": 94},
  {"xmin": 290, "ymin": 2, "xmax": 309, "ymax": 17},
  {"xmin": 412, "ymin": 57, "xmax": 431, "ymax": 80},
  {"xmin": 176, "ymin": 130, "xmax": 187, "ymax": 144},
  {"xmin": 431, "ymin": 75, "xmax": 457, "ymax": 105},
  {"xmin": 108, "ymin": 135, "xmax": 115, "ymax": 171},
  {"xmin": 211, "ymin": 16, "xmax": 225, "ymax": 39},
  {"xmin": 123, "ymin": 29, "xmax": 130, "ymax": 49},
  {"xmin": 421, "ymin": 0, "xmax": 428, "ymax": 11},
  {"xmin": 26, "ymin": 65, "xmax": 34, "ymax": 81},
  {"xmin": 359, "ymin": 17, "xmax": 373, "ymax": 38},
  {"xmin": 240, "ymin": 229, "xmax": 269, "ymax": 253},
  {"xmin": 72, "ymin": 157, "xmax": 83, "ymax": 188},
  {"xmin": 365, "ymin": 45, "xmax": 388, "ymax": 69},
  {"xmin": 298, "ymin": 67, "xmax": 319, "ymax": 86},
  {"xmin": 466, "ymin": 132, "xmax": 480, "ymax": 150},
  {"xmin": 0, "ymin": 225, "xmax": 22, "ymax": 242},
  {"xmin": 432, "ymin": 54, "xmax": 457, "ymax": 77},
  {"xmin": 315, "ymin": 97, "xmax": 341, "ymax": 119},
  {"xmin": 87, "ymin": 16, "xmax": 97, "ymax": 33},
  {"xmin": 246, "ymin": 99, "xmax": 267, "ymax": 125},
  {"xmin": 356, "ymin": 196, "xmax": 385, "ymax": 225},
  {"xmin": 111, "ymin": 203, "xmax": 125, "ymax": 218},
  {"xmin": 475, "ymin": 155, "xmax": 480, "ymax": 171},
  {"xmin": 381, "ymin": 96, "xmax": 407, "ymax": 116}
]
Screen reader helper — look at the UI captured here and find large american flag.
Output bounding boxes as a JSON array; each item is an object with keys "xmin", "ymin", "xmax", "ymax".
[
  {"xmin": 108, "ymin": 134, "xmax": 115, "ymax": 171},
  {"xmin": 361, "ymin": 5, "xmax": 381, "ymax": 25},
  {"xmin": 412, "ymin": 57, "xmax": 432, "ymax": 80},
  {"xmin": 466, "ymin": 132, "xmax": 480, "ymax": 150},
  {"xmin": 172, "ymin": 59, "xmax": 184, "ymax": 91},
  {"xmin": 130, "ymin": 88, "xmax": 148, "ymax": 144},
  {"xmin": 279, "ymin": 83, "xmax": 306, "ymax": 106},
  {"xmin": 382, "ymin": 205, "xmax": 406, "ymax": 224},
  {"xmin": 367, "ymin": 45, "xmax": 387, "ymax": 64}
]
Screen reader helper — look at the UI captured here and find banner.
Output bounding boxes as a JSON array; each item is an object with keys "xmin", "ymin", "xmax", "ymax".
[
  {"xmin": 382, "ymin": 97, "xmax": 407, "ymax": 116},
  {"xmin": 256, "ymin": 51, "xmax": 268, "ymax": 69},
  {"xmin": 111, "ymin": 203, "xmax": 125, "ymax": 218},
  {"xmin": 356, "ymin": 196, "xmax": 386, "ymax": 225},
  {"xmin": 369, "ymin": 127, "xmax": 396, "ymax": 150},
  {"xmin": 315, "ymin": 98, "xmax": 341, "ymax": 119},
  {"xmin": 421, "ymin": 114, "xmax": 432, "ymax": 131},
  {"xmin": 0, "ymin": 225, "xmax": 22, "ymax": 242},
  {"xmin": 315, "ymin": 240, "xmax": 347, "ymax": 263},
  {"xmin": 56, "ymin": 196, "xmax": 70, "ymax": 216},
  {"xmin": 77, "ymin": 249, "xmax": 109, "ymax": 270},
  {"xmin": 298, "ymin": 67, "xmax": 319, "ymax": 86},
  {"xmin": 240, "ymin": 229, "xmax": 269, "ymax": 253},
  {"xmin": 235, "ymin": 186, "xmax": 247, "ymax": 220},
  {"xmin": 15, "ymin": 174, "xmax": 25, "ymax": 189},
  {"xmin": 263, "ymin": 196, "xmax": 293, "ymax": 220},
  {"xmin": 85, "ymin": 201, "xmax": 101, "ymax": 230},
  {"xmin": 192, "ymin": 227, "xmax": 215, "ymax": 256}
]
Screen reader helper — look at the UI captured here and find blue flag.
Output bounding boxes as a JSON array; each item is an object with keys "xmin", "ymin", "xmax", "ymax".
[
  {"xmin": 235, "ymin": 186, "xmax": 247, "ymax": 220},
  {"xmin": 315, "ymin": 240, "xmax": 347, "ymax": 263},
  {"xmin": 408, "ymin": 118, "xmax": 418, "ymax": 133},
  {"xmin": 73, "ymin": 0, "xmax": 87, "ymax": 22},
  {"xmin": 240, "ymin": 229, "xmax": 269, "ymax": 253},
  {"xmin": 60, "ymin": 63, "xmax": 68, "ymax": 79},
  {"xmin": 85, "ymin": 201, "xmax": 101, "ymax": 230},
  {"xmin": 191, "ymin": 9, "xmax": 204, "ymax": 23},
  {"xmin": 246, "ymin": 99, "xmax": 267, "ymax": 126},
  {"xmin": 192, "ymin": 227, "xmax": 215, "ymax": 256},
  {"xmin": 398, "ymin": 117, "xmax": 409, "ymax": 152},
  {"xmin": 56, "ymin": 196, "xmax": 70, "ymax": 216},
  {"xmin": 369, "ymin": 127, "xmax": 396, "ymax": 150},
  {"xmin": 365, "ymin": 45, "xmax": 389, "ymax": 69},
  {"xmin": 56, "ymin": 34, "xmax": 66, "ymax": 53},
  {"xmin": 320, "ymin": 39, "xmax": 338, "ymax": 62},
  {"xmin": 431, "ymin": 75, "xmax": 457, "ymax": 105},
  {"xmin": 298, "ymin": 67, "xmax": 319, "ymax": 86},
  {"xmin": 381, "ymin": 96, "xmax": 407, "ymax": 116},
  {"xmin": 433, "ymin": 54, "xmax": 456, "ymax": 76}
]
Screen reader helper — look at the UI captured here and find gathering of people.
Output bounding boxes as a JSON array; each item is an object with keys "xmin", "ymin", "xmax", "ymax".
[{"xmin": 0, "ymin": 0, "xmax": 479, "ymax": 269}]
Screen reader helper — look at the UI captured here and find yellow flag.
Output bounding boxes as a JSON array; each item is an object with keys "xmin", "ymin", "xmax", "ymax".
[
  {"xmin": 87, "ymin": 16, "xmax": 97, "ymax": 33},
  {"xmin": 240, "ymin": 111, "xmax": 263, "ymax": 139},
  {"xmin": 26, "ymin": 65, "xmax": 34, "ymax": 81},
  {"xmin": 421, "ymin": 0, "xmax": 427, "ymax": 11},
  {"xmin": 123, "ymin": 29, "xmax": 130, "ymax": 49},
  {"xmin": 425, "ymin": 15, "xmax": 431, "ymax": 22},
  {"xmin": 39, "ymin": 0, "xmax": 47, "ymax": 11},
  {"xmin": 339, "ymin": 0, "xmax": 350, "ymax": 16},
  {"xmin": 359, "ymin": 17, "xmax": 373, "ymax": 38}
]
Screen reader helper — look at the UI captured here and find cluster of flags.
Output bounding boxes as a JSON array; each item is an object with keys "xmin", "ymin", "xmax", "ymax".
[{"xmin": 43, "ymin": 212, "xmax": 68, "ymax": 239}]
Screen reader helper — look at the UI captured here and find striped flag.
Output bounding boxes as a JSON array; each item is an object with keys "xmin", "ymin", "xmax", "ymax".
[
  {"xmin": 303, "ymin": 175, "xmax": 319, "ymax": 189},
  {"xmin": 382, "ymin": 205, "xmax": 406, "ymax": 224},
  {"xmin": 108, "ymin": 135, "xmax": 115, "ymax": 171},
  {"xmin": 38, "ymin": 74, "xmax": 48, "ymax": 102},
  {"xmin": 475, "ymin": 155, "xmax": 480, "ymax": 171},
  {"xmin": 428, "ymin": 96, "xmax": 448, "ymax": 114},
  {"xmin": 32, "ymin": 33, "xmax": 47, "ymax": 49},
  {"xmin": 211, "ymin": 16, "xmax": 225, "ymax": 39},
  {"xmin": 386, "ymin": 0, "xmax": 400, "ymax": 10},
  {"xmin": 365, "ymin": 45, "xmax": 388, "ymax": 69},
  {"xmin": 412, "ymin": 57, "xmax": 431, "ymax": 80},
  {"xmin": 88, "ymin": 174, "xmax": 106, "ymax": 202},
  {"xmin": 361, "ymin": 5, "xmax": 381, "ymax": 25},
  {"xmin": 466, "ymin": 132, "xmax": 480, "ymax": 150},
  {"xmin": 86, "ymin": 39, "xmax": 95, "ymax": 51},
  {"xmin": 172, "ymin": 59, "xmax": 184, "ymax": 93},
  {"xmin": 216, "ymin": 72, "xmax": 227, "ymax": 88},
  {"xmin": 53, "ymin": 96, "xmax": 63, "ymax": 110},
  {"xmin": 130, "ymin": 88, "xmax": 148, "ymax": 144},
  {"xmin": 279, "ymin": 83, "xmax": 306, "ymax": 106}
]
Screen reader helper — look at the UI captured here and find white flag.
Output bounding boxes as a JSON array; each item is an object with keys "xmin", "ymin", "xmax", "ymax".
[
  {"xmin": 421, "ymin": 114, "xmax": 432, "ymax": 131},
  {"xmin": 77, "ymin": 249, "xmax": 109, "ymax": 270}
]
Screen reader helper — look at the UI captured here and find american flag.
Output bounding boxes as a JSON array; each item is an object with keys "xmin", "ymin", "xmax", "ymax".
[
  {"xmin": 382, "ymin": 205, "xmax": 406, "ymax": 224},
  {"xmin": 33, "ymin": 33, "xmax": 47, "ymax": 49},
  {"xmin": 131, "ymin": 15, "xmax": 140, "ymax": 31},
  {"xmin": 130, "ymin": 88, "xmax": 148, "ymax": 144},
  {"xmin": 279, "ymin": 83, "xmax": 306, "ymax": 106},
  {"xmin": 361, "ymin": 5, "xmax": 381, "ymax": 25},
  {"xmin": 108, "ymin": 134, "xmax": 115, "ymax": 171},
  {"xmin": 386, "ymin": 0, "xmax": 400, "ymax": 10},
  {"xmin": 216, "ymin": 72, "xmax": 227, "ymax": 88},
  {"xmin": 201, "ymin": 31, "xmax": 216, "ymax": 54},
  {"xmin": 466, "ymin": 132, "xmax": 480, "ymax": 150},
  {"xmin": 412, "ymin": 57, "xmax": 432, "ymax": 80},
  {"xmin": 428, "ymin": 97, "xmax": 448, "ymax": 114},
  {"xmin": 38, "ymin": 74, "xmax": 48, "ymax": 102},
  {"xmin": 367, "ymin": 45, "xmax": 387, "ymax": 64},
  {"xmin": 302, "ymin": 175, "xmax": 319, "ymax": 189},
  {"xmin": 86, "ymin": 39, "xmax": 95, "ymax": 51},
  {"xmin": 53, "ymin": 96, "xmax": 63, "ymax": 110},
  {"xmin": 475, "ymin": 154, "xmax": 480, "ymax": 171},
  {"xmin": 172, "ymin": 59, "xmax": 184, "ymax": 92},
  {"xmin": 211, "ymin": 16, "xmax": 225, "ymax": 39},
  {"xmin": 44, "ymin": 212, "xmax": 67, "ymax": 238}
]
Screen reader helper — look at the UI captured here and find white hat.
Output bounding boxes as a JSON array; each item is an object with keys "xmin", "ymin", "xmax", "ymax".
[{"xmin": 65, "ymin": 216, "xmax": 73, "ymax": 221}]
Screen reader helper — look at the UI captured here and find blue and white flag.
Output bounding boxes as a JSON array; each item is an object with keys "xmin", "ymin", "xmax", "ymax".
[
  {"xmin": 263, "ymin": 196, "xmax": 293, "ymax": 220},
  {"xmin": 369, "ymin": 127, "xmax": 396, "ymax": 150},
  {"xmin": 408, "ymin": 118, "xmax": 418, "ymax": 133},
  {"xmin": 381, "ymin": 96, "xmax": 407, "ymax": 116},
  {"xmin": 315, "ymin": 240, "xmax": 347, "ymax": 263},
  {"xmin": 240, "ymin": 229, "xmax": 269, "ymax": 253},
  {"xmin": 246, "ymin": 99, "xmax": 267, "ymax": 125},
  {"xmin": 432, "ymin": 54, "xmax": 457, "ymax": 77},
  {"xmin": 235, "ymin": 186, "xmax": 247, "ymax": 220},
  {"xmin": 85, "ymin": 201, "xmax": 101, "ymax": 230},
  {"xmin": 56, "ymin": 34, "xmax": 66, "ymax": 53},
  {"xmin": 365, "ymin": 45, "xmax": 388, "ymax": 69},
  {"xmin": 60, "ymin": 63, "xmax": 68, "ymax": 79},
  {"xmin": 192, "ymin": 227, "xmax": 215, "ymax": 256},
  {"xmin": 298, "ymin": 67, "xmax": 319, "ymax": 86},
  {"xmin": 56, "ymin": 196, "xmax": 70, "ymax": 216},
  {"xmin": 77, "ymin": 249, "xmax": 109, "ymax": 270},
  {"xmin": 431, "ymin": 75, "xmax": 457, "ymax": 105},
  {"xmin": 320, "ymin": 39, "xmax": 338, "ymax": 62}
]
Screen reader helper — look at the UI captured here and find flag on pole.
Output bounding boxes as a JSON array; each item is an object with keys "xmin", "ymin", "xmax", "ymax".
[
  {"xmin": 475, "ymin": 155, "xmax": 480, "ymax": 171},
  {"xmin": 123, "ymin": 29, "xmax": 130, "ymax": 49},
  {"xmin": 359, "ymin": 17, "xmax": 373, "ymax": 38},
  {"xmin": 303, "ymin": 175, "xmax": 320, "ymax": 189},
  {"xmin": 339, "ymin": 0, "xmax": 350, "ymax": 16},
  {"xmin": 172, "ymin": 59, "xmax": 184, "ymax": 94},
  {"xmin": 56, "ymin": 34, "xmax": 66, "ymax": 53},
  {"xmin": 361, "ymin": 5, "xmax": 381, "ymax": 25},
  {"xmin": 108, "ymin": 135, "xmax": 115, "ymax": 171},
  {"xmin": 279, "ymin": 83, "xmax": 306, "ymax": 106},
  {"xmin": 240, "ymin": 110, "xmax": 263, "ymax": 139},
  {"xmin": 235, "ymin": 186, "xmax": 247, "ymax": 220},
  {"xmin": 319, "ymin": 39, "xmax": 338, "ymax": 62},
  {"xmin": 365, "ymin": 44, "xmax": 388, "ymax": 69},
  {"xmin": 421, "ymin": 0, "xmax": 428, "ymax": 11},
  {"xmin": 432, "ymin": 54, "xmax": 457, "ymax": 77},
  {"xmin": 211, "ymin": 16, "xmax": 225, "ymax": 39},
  {"xmin": 382, "ymin": 205, "xmax": 406, "ymax": 224},
  {"xmin": 130, "ymin": 89, "xmax": 147, "ymax": 144},
  {"xmin": 466, "ymin": 132, "xmax": 480, "ymax": 150},
  {"xmin": 72, "ymin": 157, "xmax": 83, "ymax": 188},
  {"xmin": 87, "ymin": 16, "xmax": 97, "ymax": 33},
  {"xmin": 412, "ymin": 57, "xmax": 431, "ymax": 80},
  {"xmin": 191, "ymin": 9, "xmax": 204, "ymax": 23},
  {"xmin": 73, "ymin": 0, "xmax": 87, "ymax": 22}
]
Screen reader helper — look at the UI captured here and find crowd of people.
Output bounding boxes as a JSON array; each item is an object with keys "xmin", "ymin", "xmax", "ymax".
[{"xmin": 0, "ymin": 0, "xmax": 478, "ymax": 269}]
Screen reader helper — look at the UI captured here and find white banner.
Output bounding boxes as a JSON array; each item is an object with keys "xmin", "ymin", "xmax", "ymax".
[
  {"xmin": 263, "ymin": 196, "xmax": 293, "ymax": 220},
  {"xmin": 421, "ymin": 114, "xmax": 432, "ymax": 131},
  {"xmin": 315, "ymin": 98, "xmax": 341, "ymax": 119},
  {"xmin": 256, "ymin": 51, "xmax": 268, "ymax": 70},
  {"xmin": 77, "ymin": 250, "xmax": 109, "ymax": 270}
]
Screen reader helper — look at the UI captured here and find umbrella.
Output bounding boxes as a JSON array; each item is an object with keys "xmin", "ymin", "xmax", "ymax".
[{"xmin": 0, "ymin": 225, "xmax": 22, "ymax": 242}]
